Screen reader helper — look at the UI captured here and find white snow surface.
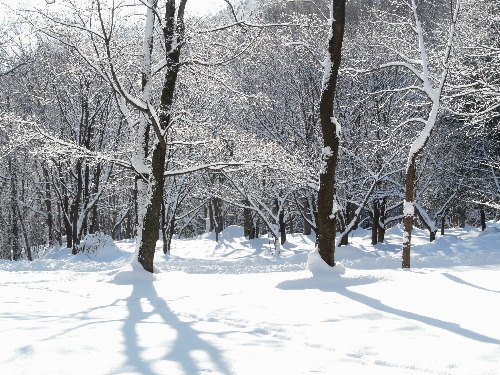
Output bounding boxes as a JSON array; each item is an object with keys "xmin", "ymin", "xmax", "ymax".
[{"xmin": 2, "ymin": 222, "xmax": 500, "ymax": 374}]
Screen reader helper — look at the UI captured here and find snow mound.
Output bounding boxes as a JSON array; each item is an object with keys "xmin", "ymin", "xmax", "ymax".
[
  {"xmin": 307, "ymin": 249, "xmax": 346, "ymax": 276},
  {"xmin": 220, "ymin": 225, "xmax": 244, "ymax": 239},
  {"xmin": 78, "ymin": 233, "xmax": 129, "ymax": 262},
  {"xmin": 108, "ymin": 262, "xmax": 159, "ymax": 284}
]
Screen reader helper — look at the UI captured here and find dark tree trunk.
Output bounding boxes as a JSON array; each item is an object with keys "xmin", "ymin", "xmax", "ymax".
[
  {"xmin": 208, "ymin": 201, "xmax": 215, "ymax": 232},
  {"xmin": 213, "ymin": 197, "xmax": 223, "ymax": 239},
  {"xmin": 316, "ymin": 0, "xmax": 346, "ymax": 267},
  {"xmin": 16, "ymin": 202, "xmax": 32, "ymax": 261},
  {"xmin": 135, "ymin": 0, "xmax": 187, "ymax": 272},
  {"xmin": 378, "ymin": 198, "xmax": 386, "ymax": 243},
  {"xmin": 9, "ymin": 158, "xmax": 21, "ymax": 261},
  {"xmin": 279, "ymin": 209, "xmax": 286, "ymax": 245},
  {"xmin": 71, "ymin": 160, "xmax": 83, "ymax": 254},
  {"xmin": 299, "ymin": 196, "xmax": 312, "ymax": 236},
  {"xmin": 63, "ymin": 195, "xmax": 72, "ymax": 249},
  {"xmin": 161, "ymin": 202, "xmax": 175, "ymax": 255},
  {"xmin": 137, "ymin": 142, "xmax": 166, "ymax": 272},
  {"xmin": 480, "ymin": 208, "xmax": 486, "ymax": 231},
  {"xmin": 42, "ymin": 167, "xmax": 54, "ymax": 244},
  {"xmin": 243, "ymin": 200, "xmax": 256, "ymax": 239},
  {"xmin": 338, "ymin": 202, "xmax": 349, "ymax": 246},
  {"xmin": 89, "ymin": 163, "xmax": 102, "ymax": 234},
  {"xmin": 441, "ymin": 216, "xmax": 445, "ymax": 236},
  {"xmin": 161, "ymin": 201, "xmax": 168, "ymax": 253},
  {"xmin": 430, "ymin": 231, "xmax": 436, "ymax": 242},
  {"xmin": 402, "ymin": 157, "xmax": 417, "ymax": 269},
  {"xmin": 371, "ymin": 200, "xmax": 380, "ymax": 245}
]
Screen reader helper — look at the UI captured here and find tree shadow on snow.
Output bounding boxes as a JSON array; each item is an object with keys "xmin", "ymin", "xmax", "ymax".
[
  {"xmin": 442, "ymin": 273, "xmax": 500, "ymax": 294},
  {"xmin": 277, "ymin": 274, "xmax": 500, "ymax": 345},
  {"xmin": 123, "ymin": 281, "xmax": 232, "ymax": 375}
]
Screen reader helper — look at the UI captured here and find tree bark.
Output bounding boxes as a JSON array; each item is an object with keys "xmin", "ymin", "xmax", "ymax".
[
  {"xmin": 316, "ymin": 0, "xmax": 346, "ymax": 267},
  {"xmin": 402, "ymin": 157, "xmax": 417, "ymax": 269},
  {"xmin": 137, "ymin": 142, "xmax": 166, "ymax": 272},
  {"xmin": 42, "ymin": 166, "xmax": 54, "ymax": 245},
  {"xmin": 9, "ymin": 158, "xmax": 21, "ymax": 261},
  {"xmin": 480, "ymin": 208, "xmax": 486, "ymax": 231},
  {"xmin": 371, "ymin": 200, "xmax": 380, "ymax": 245},
  {"xmin": 378, "ymin": 198, "xmax": 386, "ymax": 243},
  {"xmin": 135, "ymin": 0, "xmax": 187, "ymax": 272}
]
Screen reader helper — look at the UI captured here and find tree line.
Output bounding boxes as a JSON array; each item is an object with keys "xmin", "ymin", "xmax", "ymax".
[{"xmin": 0, "ymin": 0, "xmax": 498, "ymax": 270}]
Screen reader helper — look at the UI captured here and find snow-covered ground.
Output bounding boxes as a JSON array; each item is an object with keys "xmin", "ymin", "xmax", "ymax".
[{"xmin": 1, "ymin": 223, "xmax": 500, "ymax": 374}]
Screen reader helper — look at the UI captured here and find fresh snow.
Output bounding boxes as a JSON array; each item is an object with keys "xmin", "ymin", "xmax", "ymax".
[{"xmin": 1, "ymin": 223, "xmax": 500, "ymax": 374}]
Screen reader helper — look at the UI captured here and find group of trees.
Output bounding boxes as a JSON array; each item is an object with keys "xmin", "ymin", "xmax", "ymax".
[{"xmin": 0, "ymin": 0, "xmax": 498, "ymax": 271}]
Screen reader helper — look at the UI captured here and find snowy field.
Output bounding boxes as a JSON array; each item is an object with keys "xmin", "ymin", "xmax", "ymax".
[{"xmin": 1, "ymin": 223, "xmax": 500, "ymax": 375}]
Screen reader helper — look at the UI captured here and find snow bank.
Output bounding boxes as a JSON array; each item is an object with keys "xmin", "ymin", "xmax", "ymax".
[
  {"xmin": 43, "ymin": 233, "xmax": 129, "ymax": 263},
  {"xmin": 307, "ymin": 249, "xmax": 346, "ymax": 276}
]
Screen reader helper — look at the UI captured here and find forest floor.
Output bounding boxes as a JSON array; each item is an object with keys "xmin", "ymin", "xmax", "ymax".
[{"xmin": 1, "ymin": 223, "xmax": 500, "ymax": 374}]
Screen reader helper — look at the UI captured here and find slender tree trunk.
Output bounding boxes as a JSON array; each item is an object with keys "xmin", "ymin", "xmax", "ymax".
[
  {"xmin": 378, "ymin": 198, "xmax": 386, "ymax": 243},
  {"xmin": 371, "ymin": 200, "xmax": 380, "ymax": 245},
  {"xmin": 9, "ymin": 158, "xmax": 21, "ymax": 261},
  {"xmin": 480, "ymin": 208, "xmax": 486, "ymax": 231},
  {"xmin": 299, "ymin": 196, "xmax": 312, "ymax": 235},
  {"xmin": 89, "ymin": 163, "xmax": 102, "ymax": 234},
  {"xmin": 63, "ymin": 195, "xmax": 72, "ymax": 249},
  {"xmin": 244, "ymin": 200, "xmax": 255, "ymax": 239},
  {"xmin": 16, "ymin": 202, "xmax": 32, "ymax": 261},
  {"xmin": 42, "ymin": 167, "xmax": 54, "ymax": 245},
  {"xmin": 316, "ymin": 0, "xmax": 346, "ymax": 267},
  {"xmin": 402, "ymin": 157, "xmax": 417, "ymax": 269},
  {"xmin": 441, "ymin": 215, "xmax": 445, "ymax": 236},
  {"xmin": 279, "ymin": 209, "xmax": 286, "ymax": 245}
]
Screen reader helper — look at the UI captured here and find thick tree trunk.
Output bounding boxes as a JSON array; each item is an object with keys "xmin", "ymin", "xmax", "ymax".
[
  {"xmin": 134, "ymin": 0, "xmax": 186, "ymax": 272},
  {"xmin": 316, "ymin": 0, "xmax": 346, "ymax": 267},
  {"xmin": 137, "ymin": 142, "xmax": 166, "ymax": 272}
]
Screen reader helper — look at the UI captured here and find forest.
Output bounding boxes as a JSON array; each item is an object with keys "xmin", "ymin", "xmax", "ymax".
[{"xmin": 0, "ymin": 0, "xmax": 498, "ymax": 270}]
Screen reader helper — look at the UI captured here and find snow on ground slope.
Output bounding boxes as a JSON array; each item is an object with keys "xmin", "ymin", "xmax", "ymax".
[{"xmin": 1, "ymin": 222, "xmax": 500, "ymax": 374}]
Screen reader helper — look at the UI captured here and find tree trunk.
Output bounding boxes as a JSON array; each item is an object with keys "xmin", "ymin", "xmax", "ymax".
[
  {"xmin": 279, "ymin": 209, "xmax": 286, "ymax": 245},
  {"xmin": 42, "ymin": 166, "xmax": 54, "ymax": 245},
  {"xmin": 441, "ymin": 215, "xmax": 445, "ymax": 236},
  {"xmin": 137, "ymin": 142, "xmax": 166, "ymax": 272},
  {"xmin": 371, "ymin": 200, "xmax": 380, "ymax": 245},
  {"xmin": 316, "ymin": 0, "xmax": 346, "ymax": 267},
  {"xmin": 299, "ymin": 196, "xmax": 312, "ymax": 235},
  {"xmin": 134, "ymin": 0, "xmax": 186, "ymax": 272},
  {"xmin": 402, "ymin": 157, "xmax": 417, "ymax": 269},
  {"xmin": 9, "ymin": 158, "xmax": 21, "ymax": 261},
  {"xmin": 378, "ymin": 198, "xmax": 386, "ymax": 243},
  {"xmin": 63, "ymin": 195, "xmax": 72, "ymax": 249},
  {"xmin": 89, "ymin": 163, "xmax": 102, "ymax": 234},
  {"xmin": 480, "ymin": 208, "xmax": 486, "ymax": 231},
  {"xmin": 243, "ymin": 200, "xmax": 255, "ymax": 239}
]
